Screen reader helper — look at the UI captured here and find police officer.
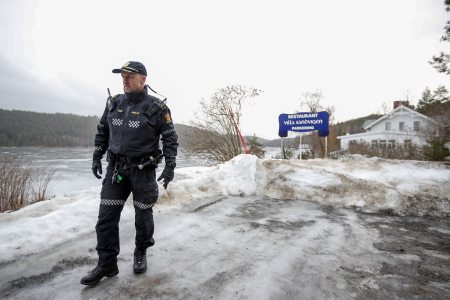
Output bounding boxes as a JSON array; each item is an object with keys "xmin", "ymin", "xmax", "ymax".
[{"xmin": 80, "ymin": 61, "xmax": 178, "ymax": 285}]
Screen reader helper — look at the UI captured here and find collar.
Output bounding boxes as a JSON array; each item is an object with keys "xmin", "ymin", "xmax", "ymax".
[{"xmin": 125, "ymin": 86, "xmax": 148, "ymax": 104}]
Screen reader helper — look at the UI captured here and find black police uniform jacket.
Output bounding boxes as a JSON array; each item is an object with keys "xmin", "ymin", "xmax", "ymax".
[{"xmin": 94, "ymin": 86, "xmax": 178, "ymax": 161}]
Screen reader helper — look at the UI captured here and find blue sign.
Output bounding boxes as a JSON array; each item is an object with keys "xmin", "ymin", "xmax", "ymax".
[{"xmin": 278, "ymin": 111, "xmax": 329, "ymax": 137}]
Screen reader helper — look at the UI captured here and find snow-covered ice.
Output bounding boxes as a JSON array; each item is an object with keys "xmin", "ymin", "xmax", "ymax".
[{"xmin": 0, "ymin": 154, "xmax": 449, "ymax": 299}]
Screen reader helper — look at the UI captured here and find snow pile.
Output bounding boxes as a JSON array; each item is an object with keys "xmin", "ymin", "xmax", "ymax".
[
  {"xmin": 159, "ymin": 154, "xmax": 450, "ymax": 217},
  {"xmin": 0, "ymin": 154, "xmax": 449, "ymax": 263},
  {"xmin": 0, "ymin": 187, "xmax": 143, "ymax": 263}
]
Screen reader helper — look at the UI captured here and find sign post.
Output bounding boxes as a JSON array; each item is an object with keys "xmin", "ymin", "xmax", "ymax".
[{"xmin": 299, "ymin": 133, "xmax": 302, "ymax": 160}]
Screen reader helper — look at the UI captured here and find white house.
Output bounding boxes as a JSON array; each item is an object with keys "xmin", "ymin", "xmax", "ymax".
[{"xmin": 338, "ymin": 103, "xmax": 430, "ymax": 150}]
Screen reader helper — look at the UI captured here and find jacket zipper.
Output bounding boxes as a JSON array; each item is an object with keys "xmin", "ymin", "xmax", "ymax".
[{"xmin": 119, "ymin": 99, "xmax": 131, "ymax": 155}]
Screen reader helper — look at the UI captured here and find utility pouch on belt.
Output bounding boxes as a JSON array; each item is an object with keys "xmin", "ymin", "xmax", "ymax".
[{"xmin": 106, "ymin": 149, "xmax": 117, "ymax": 164}]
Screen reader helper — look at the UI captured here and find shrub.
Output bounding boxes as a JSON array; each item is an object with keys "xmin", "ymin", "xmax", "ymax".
[
  {"xmin": 0, "ymin": 152, "xmax": 58, "ymax": 212},
  {"xmin": 284, "ymin": 146, "xmax": 295, "ymax": 160},
  {"xmin": 247, "ymin": 135, "xmax": 266, "ymax": 158},
  {"xmin": 422, "ymin": 139, "xmax": 450, "ymax": 161},
  {"xmin": 345, "ymin": 140, "xmax": 421, "ymax": 160}
]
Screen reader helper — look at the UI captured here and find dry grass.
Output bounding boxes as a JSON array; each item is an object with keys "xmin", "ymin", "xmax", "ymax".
[
  {"xmin": 345, "ymin": 140, "xmax": 421, "ymax": 160},
  {"xmin": 0, "ymin": 152, "xmax": 58, "ymax": 213}
]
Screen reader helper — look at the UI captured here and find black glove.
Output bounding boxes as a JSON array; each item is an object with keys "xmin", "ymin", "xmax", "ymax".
[
  {"xmin": 157, "ymin": 163, "xmax": 175, "ymax": 190},
  {"xmin": 92, "ymin": 154, "xmax": 103, "ymax": 179}
]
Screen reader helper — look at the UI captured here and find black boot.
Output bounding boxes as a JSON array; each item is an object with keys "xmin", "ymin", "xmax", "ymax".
[
  {"xmin": 133, "ymin": 248, "xmax": 147, "ymax": 273},
  {"xmin": 80, "ymin": 264, "xmax": 119, "ymax": 285}
]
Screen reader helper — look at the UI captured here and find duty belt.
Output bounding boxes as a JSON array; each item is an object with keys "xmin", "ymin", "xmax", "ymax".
[
  {"xmin": 107, "ymin": 150, "xmax": 163, "ymax": 167},
  {"xmin": 118, "ymin": 155, "xmax": 144, "ymax": 164}
]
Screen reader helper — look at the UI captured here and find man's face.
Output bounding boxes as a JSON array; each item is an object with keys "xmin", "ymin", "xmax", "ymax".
[{"xmin": 121, "ymin": 71, "xmax": 146, "ymax": 93}]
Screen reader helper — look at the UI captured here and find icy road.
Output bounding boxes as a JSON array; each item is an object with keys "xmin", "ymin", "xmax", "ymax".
[
  {"xmin": 1, "ymin": 195, "xmax": 450, "ymax": 299},
  {"xmin": 1, "ymin": 154, "xmax": 450, "ymax": 299}
]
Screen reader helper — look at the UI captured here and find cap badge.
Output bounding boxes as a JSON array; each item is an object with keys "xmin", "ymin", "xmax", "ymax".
[{"xmin": 123, "ymin": 62, "xmax": 130, "ymax": 67}]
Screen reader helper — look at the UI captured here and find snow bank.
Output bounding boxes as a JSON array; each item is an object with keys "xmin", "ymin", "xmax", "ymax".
[
  {"xmin": 0, "ymin": 187, "xmax": 141, "ymax": 264},
  {"xmin": 159, "ymin": 154, "xmax": 450, "ymax": 217},
  {"xmin": 1, "ymin": 154, "xmax": 449, "ymax": 263}
]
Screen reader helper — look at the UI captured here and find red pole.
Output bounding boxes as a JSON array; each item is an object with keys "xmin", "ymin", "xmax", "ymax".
[{"xmin": 229, "ymin": 110, "xmax": 250, "ymax": 154}]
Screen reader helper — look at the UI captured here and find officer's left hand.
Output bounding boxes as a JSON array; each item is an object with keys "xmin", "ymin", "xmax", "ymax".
[{"xmin": 157, "ymin": 165, "xmax": 175, "ymax": 190}]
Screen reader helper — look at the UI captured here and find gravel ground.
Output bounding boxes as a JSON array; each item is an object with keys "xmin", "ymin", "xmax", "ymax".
[{"xmin": 0, "ymin": 195, "xmax": 449, "ymax": 300}]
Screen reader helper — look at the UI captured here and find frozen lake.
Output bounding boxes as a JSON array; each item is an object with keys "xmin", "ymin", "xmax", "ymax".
[{"xmin": 1, "ymin": 147, "xmax": 200, "ymax": 197}]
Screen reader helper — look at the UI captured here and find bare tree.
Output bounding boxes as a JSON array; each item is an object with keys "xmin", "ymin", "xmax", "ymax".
[
  {"xmin": 184, "ymin": 85, "xmax": 262, "ymax": 164},
  {"xmin": 300, "ymin": 89, "xmax": 335, "ymax": 122},
  {"xmin": 299, "ymin": 89, "xmax": 337, "ymax": 157},
  {"xmin": 376, "ymin": 101, "xmax": 390, "ymax": 115},
  {"xmin": 300, "ymin": 89, "xmax": 324, "ymax": 113}
]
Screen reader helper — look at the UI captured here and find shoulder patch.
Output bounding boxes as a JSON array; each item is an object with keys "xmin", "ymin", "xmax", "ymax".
[
  {"xmin": 113, "ymin": 94, "xmax": 120, "ymax": 99},
  {"xmin": 165, "ymin": 113, "xmax": 172, "ymax": 123}
]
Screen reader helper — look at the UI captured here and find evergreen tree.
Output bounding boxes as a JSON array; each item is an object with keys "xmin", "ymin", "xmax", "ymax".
[
  {"xmin": 284, "ymin": 145, "xmax": 295, "ymax": 160},
  {"xmin": 247, "ymin": 134, "xmax": 266, "ymax": 159},
  {"xmin": 430, "ymin": 1, "xmax": 450, "ymax": 75},
  {"xmin": 422, "ymin": 139, "xmax": 450, "ymax": 161},
  {"xmin": 417, "ymin": 86, "xmax": 450, "ymax": 115},
  {"xmin": 433, "ymin": 85, "xmax": 450, "ymax": 103},
  {"xmin": 416, "ymin": 87, "xmax": 434, "ymax": 114}
]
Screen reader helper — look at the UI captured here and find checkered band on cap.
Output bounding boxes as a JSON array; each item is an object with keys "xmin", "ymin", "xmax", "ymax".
[
  {"xmin": 134, "ymin": 201, "xmax": 155, "ymax": 210},
  {"xmin": 128, "ymin": 120, "xmax": 140, "ymax": 128},
  {"xmin": 101, "ymin": 199, "xmax": 126, "ymax": 206},
  {"xmin": 112, "ymin": 118, "xmax": 123, "ymax": 126}
]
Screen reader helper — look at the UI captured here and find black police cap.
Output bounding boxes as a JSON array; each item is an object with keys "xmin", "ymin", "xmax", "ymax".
[{"xmin": 112, "ymin": 61, "xmax": 147, "ymax": 76}]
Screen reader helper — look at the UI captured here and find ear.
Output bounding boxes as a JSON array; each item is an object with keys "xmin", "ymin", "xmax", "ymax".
[{"xmin": 141, "ymin": 75, "xmax": 146, "ymax": 83}]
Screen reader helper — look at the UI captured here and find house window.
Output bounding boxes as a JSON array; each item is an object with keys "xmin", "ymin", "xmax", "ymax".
[
  {"xmin": 371, "ymin": 140, "xmax": 378, "ymax": 148},
  {"xmin": 380, "ymin": 140, "xmax": 386, "ymax": 148},
  {"xmin": 385, "ymin": 122, "xmax": 391, "ymax": 131},
  {"xmin": 388, "ymin": 140, "xmax": 396, "ymax": 149},
  {"xmin": 399, "ymin": 122, "xmax": 405, "ymax": 131},
  {"xmin": 414, "ymin": 121, "xmax": 420, "ymax": 131},
  {"xmin": 404, "ymin": 140, "xmax": 411, "ymax": 148}
]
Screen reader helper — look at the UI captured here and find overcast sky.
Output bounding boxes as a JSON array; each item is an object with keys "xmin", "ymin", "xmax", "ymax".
[{"xmin": 0, "ymin": 0, "xmax": 449, "ymax": 139}]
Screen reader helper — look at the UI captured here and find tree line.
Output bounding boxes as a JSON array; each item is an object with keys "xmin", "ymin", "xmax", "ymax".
[
  {"xmin": 0, "ymin": 109, "xmax": 100, "ymax": 147},
  {"xmin": 0, "ymin": 109, "xmax": 208, "ymax": 149}
]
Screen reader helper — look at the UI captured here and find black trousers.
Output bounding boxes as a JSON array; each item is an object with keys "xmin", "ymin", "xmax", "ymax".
[{"xmin": 96, "ymin": 163, "xmax": 158, "ymax": 267}]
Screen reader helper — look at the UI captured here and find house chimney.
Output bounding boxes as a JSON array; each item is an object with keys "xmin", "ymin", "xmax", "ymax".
[{"xmin": 393, "ymin": 101, "xmax": 415, "ymax": 110}]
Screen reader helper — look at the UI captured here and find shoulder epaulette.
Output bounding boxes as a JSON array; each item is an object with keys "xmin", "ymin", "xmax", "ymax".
[{"xmin": 155, "ymin": 98, "xmax": 166, "ymax": 110}]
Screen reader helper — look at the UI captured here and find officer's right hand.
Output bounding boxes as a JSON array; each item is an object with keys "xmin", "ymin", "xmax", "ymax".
[{"xmin": 92, "ymin": 160, "xmax": 102, "ymax": 179}]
